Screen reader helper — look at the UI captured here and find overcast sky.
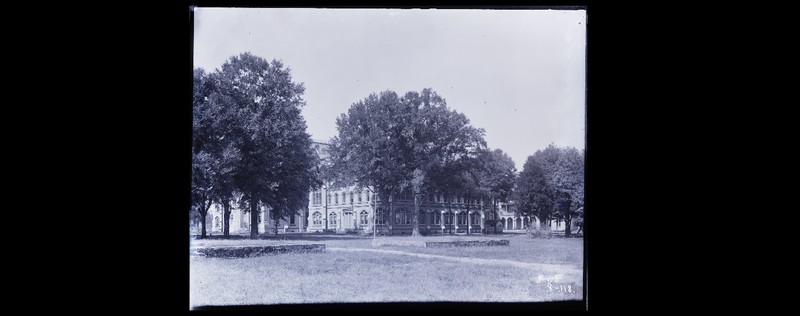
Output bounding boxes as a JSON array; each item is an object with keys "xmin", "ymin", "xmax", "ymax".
[{"xmin": 194, "ymin": 8, "xmax": 585, "ymax": 171}]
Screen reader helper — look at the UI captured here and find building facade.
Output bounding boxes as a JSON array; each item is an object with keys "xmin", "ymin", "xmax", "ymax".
[
  {"xmin": 190, "ymin": 141, "xmax": 571, "ymax": 236},
  {"xmin": 304, "ymin": 142, "xmax": 555, "ymax": 235},
  {"xmin": 200, "ymin": 203, "xmax": 305, "ymax": 235},
  {"xmin": 306, "ymin": 186, "xmax": 506, "ymax": 235}
]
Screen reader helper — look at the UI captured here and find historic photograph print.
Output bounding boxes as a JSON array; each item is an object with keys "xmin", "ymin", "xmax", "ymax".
[{"xmin": 191, "ymin": 7, "xmax": 586, "ymax": 309}]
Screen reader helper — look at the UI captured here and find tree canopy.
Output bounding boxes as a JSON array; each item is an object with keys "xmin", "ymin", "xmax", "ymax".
[
  {"xmin": 329, "ymin": 88, "xmax": 486, "ymax": 236},
  {"xmin": 192, "ymin": 53, "xmax": 318, "ymax": 238},
  {"xmin": 515, "ymin": 144, "xmax": 583, "ymax": 236}
]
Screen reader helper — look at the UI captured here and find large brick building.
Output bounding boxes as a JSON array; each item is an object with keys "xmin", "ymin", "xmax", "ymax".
[
  {"xmin": 191, "ymin": 141, "xmax": 565, "ymax": 236},
  {"xmin": 304, "ymin": 142, "xmax": 555, "ymax": 235}
]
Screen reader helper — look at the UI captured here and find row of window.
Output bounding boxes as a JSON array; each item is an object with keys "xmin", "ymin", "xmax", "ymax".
[
  {"xmin": 311, "ymin": 190, "xmax": 372, "ymax": 206},
  {"xmin": 403, "ymin": 211, "xmax": 481, "ymax": 225},
  {"xmin": 311, "ymin": 211, "xmax": 371, "ymax": 226},
  {"xmin": 384, "ymin": 190, "xmax": 483, "ymax": 205},
  {"xmin": 214, "ymin": 213, "xmax": 297, "ymax": 228},
  {"xmin": 310, "ymin": 210, "xmax": 483, "ymax": 226},
  {"xmin": 312, "ymin": 191, "xmax": 486, "ymax": 207}
]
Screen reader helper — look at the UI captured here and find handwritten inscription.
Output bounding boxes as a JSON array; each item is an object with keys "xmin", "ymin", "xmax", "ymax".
[{"xmin": 547, "ymin": 282, "xmax": 579, "ymax": 294}]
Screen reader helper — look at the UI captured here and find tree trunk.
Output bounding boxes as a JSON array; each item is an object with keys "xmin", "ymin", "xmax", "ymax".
[
  {"xmin": 388, "ymin": 192, "xmax": 394, "ymax": 236},
  {"xmin": 540, "ymin": 215, "xmax": 549, "ymax": 230},
  {"xmin": 222, "ymin": 201, "xmax": 230, "ymax": 237},
  {"xmin": 199, "ymin": 209, "xmax": 207, "ymax": 239},
  {"xmin": 411, "ymin": 189, "xmax": 421, "ymax": 237},
  {"xmin": 564, "ymin": 213, "xmax": 571, "ymax": 237},
  {"xmin": 324, "ymin": 185, "xmax": 329, "ymax": 230},
  {"xmin": 198, "ymin": 198, "xmax": 212, "ymax": 239},
  {"xmin": 479, "ymin": 200, "xmax": 484, "ymax": 234},
  {"xmin": 250, "ymin": 200, "xmax": 259, "ymax": 239},
  {"xmin": 447, "ymin": 198, "xmax": 452, "ymax": 235},
  {"xmin": 465, "ymin": 194, "xmax": 470, "ymax": 235},
  {"xmin": 275, "ymin": 211, "xmax": 280, "ymax": 236},
  {"xmin": 492, "ymin": 199, "xmax": 496, "ymax": 234}
]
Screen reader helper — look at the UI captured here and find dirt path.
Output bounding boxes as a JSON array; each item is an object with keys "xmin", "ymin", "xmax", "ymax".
[{"xmin": 327, "ymin": 247, "xmax": 582, "ymax": 275}]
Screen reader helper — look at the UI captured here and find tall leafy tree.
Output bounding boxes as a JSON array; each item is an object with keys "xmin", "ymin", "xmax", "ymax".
[
  {"xmin": 515, "ymin": 145, "xmax": 559, "ymax": 230},
  {"xmin": 208, "ymin": 53, "xmax": 317, "ymax": 239},
  {"xmin": 515, "ymin": 144, "xmax": 584, "ymax": 236},
  {"xmin": 329, "ymin": 91, "xmax": 406, "ymax": 235},
  {"xmin": 480, "ymin": 149, "xmax": 517, "ymax": 233},
  {"xmin": 551, "ymin": 147, "xmax": 584, "ymax": 237},
  {"xmin": 398, "ymin": 89, "xmax": 486, "ymax": 236},
  {"xmin": 203, "ymin": 88, "xmax": 241, "ymax": 237},
  {"xmin": 192, "ymin": 68, "xmax": 232, "ymax": 238},
  {"xmin": 330, "ymin": 88, "xmax": 485, "ymax": 236},
  {"xmin": 191, "ymin": 151, "xmax": 214, "ymax": 239},
  {"xmin": 457, "ymin": 148, "xmax": 517, "ymax": 234}
]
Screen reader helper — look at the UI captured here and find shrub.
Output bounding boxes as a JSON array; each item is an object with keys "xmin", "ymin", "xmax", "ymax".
[{"xmin": 527, "ymin": 228, "xmax": 552, "ymax": 239}]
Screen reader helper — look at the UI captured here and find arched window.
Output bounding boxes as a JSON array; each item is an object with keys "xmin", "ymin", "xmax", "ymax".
[
  {"xmin": 366, "ymin": 192, "xmax": 370, "ymax": 202},
  {"xmin": 457, "ymin": 212, "xmax": 467, "ymax": 225},
  {"xmin": 313, "ymin": 212, "xmax": 322, "ymax": 225},
  {"xmin": 330, "ymin": 212, "xmax": 338, "ymax": 226},
  {"xmin": 350, "ymin": 192, "xmax": 354, "ymax": 204},
  {"xmin": 360, "ymin": 211, "xmax": 369, "ymax": 225},
  {"xmin": 214, "ymin": 216, "xmax": 220, "ymax": 228},
  {"xmin": 433, "ymin": 211, "xmax": 441, "ymax": 225},
  {"xmin": 445, "ymin": 211, "xmax": 454, "ymax": 225},
  {"xmin": 335, "ymin": 193, "xmax": 339, "ymax": 205}
]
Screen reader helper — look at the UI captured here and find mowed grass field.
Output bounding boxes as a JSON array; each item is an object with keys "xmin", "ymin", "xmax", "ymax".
[{"xmin": 190, "ymin": 234, "xmax": 583, "ymax": 307}]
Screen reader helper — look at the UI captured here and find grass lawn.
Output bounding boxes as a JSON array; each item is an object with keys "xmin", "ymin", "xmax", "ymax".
[
  {"xmin": 379, "ymin": 235, "xmax": 583, "ymax": 266},
  {"xmin": 190, "ymin": 234, "xmax": 583, "ymax": 307}
]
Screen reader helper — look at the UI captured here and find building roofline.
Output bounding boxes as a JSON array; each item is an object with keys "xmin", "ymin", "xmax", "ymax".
[{"xmin": 312, "ymin": 139, "xmax": 330, "ymax": 145}]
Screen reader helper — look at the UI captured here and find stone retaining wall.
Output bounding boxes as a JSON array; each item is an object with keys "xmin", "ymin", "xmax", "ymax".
[{"xmin": 425, "ymin": 240, "xmax": 509, "ymax": 248}]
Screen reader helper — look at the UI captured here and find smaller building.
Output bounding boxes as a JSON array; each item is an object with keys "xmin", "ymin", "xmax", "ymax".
[
  {"xmin": 192, "ymin": 203, "xmax": 305, "ymax": 236},
  {"xmin": 496, "ymin": 202, "xmax": 577, "ymax": 232}
]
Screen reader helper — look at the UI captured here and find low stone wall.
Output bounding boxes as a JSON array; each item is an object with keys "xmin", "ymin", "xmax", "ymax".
[
  {"xmin": 425, "ymin": 240, "xmax": 509, "ymax": 248},
  {"xmin": 371, "ymin": 239, "xmax": 510, "ymax": 248},
  {"xmin": 193, "ymin": 244, "xmax": 325, "ymax": 258},
  {"xmin": 371, "ymin": 239, "xmax": 428, "ymax": 248}
]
